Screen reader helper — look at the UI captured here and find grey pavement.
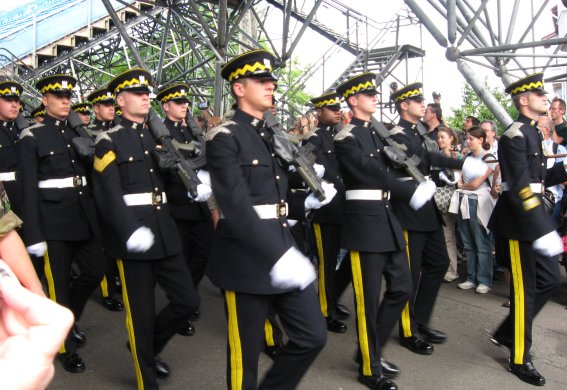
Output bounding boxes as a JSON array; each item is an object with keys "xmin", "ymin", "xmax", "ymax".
[{"xmin": 49, "ymin": 264, "xmax": 567, "ymax": 390}]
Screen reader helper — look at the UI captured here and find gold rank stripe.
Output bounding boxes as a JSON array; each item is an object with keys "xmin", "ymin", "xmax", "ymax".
[
  {"xmin": 518, "ymin": 186, "xmax": 533, "ymax": 200},
  {"xmin": 401, "ymin": 230, "xmax": 413, "ymax": 337},
  {"xmin": 40, "ymin": 82, "xmax": 74, "ymax": 94},
  {"xmin": 225, "ymin": 290, "xmax": 243, "ymax": 390},
  {"xmin": 0, "ymin": 88, "xmax": 20, "ymax": 96},
  {"xmin": 160, "ymin": 91, "xmax": 188, "ymax": 102},
  {"xmin": 508, "ymin": 240, "xmax": 525, "ymax": 364},
  {"xmin": 113, "ymin": 78, "xmax": 149, "ymax": 92},
  {"xmin": 393, "ymin": 88, "xmax": 421, "ymax": 103},
  {"xmin": 313, "ymin": 223, "xmax": 328, "ymax": 316},
  {"xmin": 350, "ymin": 251, "xmax": 372, "ymax": 376},
  {"xmin": 314, "ymin": 98, "xmax": 339, "ymax": 108},
  {"xmin": 94, "ymin": 150, "xmax": 116, "ymax": 173},
  {"xmin": 342, "ymin": 81, "xmax": 375, "ymax": 98},
  {"xmin": 510, "ymin": 81, "xmax": 544, "ymax": 96},
  {"xmin": 228, "ymin": 62, "xmax": 270, "ymax": 82},
  {"xmin": 522, "ymin": 196, "xmax": 540, "ymax": 211}
]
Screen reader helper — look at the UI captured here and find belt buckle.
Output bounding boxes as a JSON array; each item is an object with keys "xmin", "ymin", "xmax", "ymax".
[
  {"xmin": 152, "ymin": 192, "xmax": 163, "ymax": 206},
  {"xmin": 383, "ymin": 191, "xmax": 390, "ymax": 200},
  {"xmin": 276, "ymin": 203, "xmax": 287, "ymax": 218},
  {"xmin": 73, "ymin": 176, "xmax": 82, "ymax": 187}
]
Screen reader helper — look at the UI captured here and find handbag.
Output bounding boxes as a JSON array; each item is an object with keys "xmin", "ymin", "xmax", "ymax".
[
  {"xmin": 434, "ymin": 184, "xmax": 455, "ymax": 214},
  {"xmin": 542, "ymin": 189, "xmax": 555, "ymax": 216}
]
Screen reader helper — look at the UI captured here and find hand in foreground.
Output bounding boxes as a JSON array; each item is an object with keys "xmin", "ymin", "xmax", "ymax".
[
  {"xmin": 304, "ymin": 181, "xmax": 337, "ymax": 210},
  {"xmin": 126, "ymin": 226, "xmax": 155, "ymax": 253},
  {"xmin": 270, "ymin": 247, "xmax": 316, "ymax": 290},
  {"xmin": 409, "ymin": 180, "xmax": 436, "ymax": 210},
  {"xmin": 533, "ymin": 231, "xmax": 563, "ymax": 257},
  {"xmin": 0, "ymin": 260, "xmax": 74, "ymax": 390}
]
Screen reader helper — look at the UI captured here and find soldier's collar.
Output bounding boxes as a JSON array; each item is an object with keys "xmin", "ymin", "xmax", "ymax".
[
  {"xmin": 1, "ymin": 121, "xmax": 13, "ymax": 128},
  {"xmin": 164, "ymin": 116, "xmax": 183, "ymax": 128},
  {"xmin": 398, "ymin": 118, "xmax": 415, "ymax": 130},
  {"xmin": 518, "ymin": 114, "xmax": 538, "ymax": 127},
  {"xmin": 93, "ymin": 118, "xmax": 112, "ymax": 129},
  {"xmin": 43, "ymin": 114, "xmax": 68, "ymax": 129},
  {"xmin": 121, "ymin": 117, "xmax": 146, "ymax": 130},
  {"xmin": 234, "ymin": 109, "xmax": 265, "ymax": 128},
  {"xmin": 350, "ymin": 117, "xmax": 371, "ymax": 128}
]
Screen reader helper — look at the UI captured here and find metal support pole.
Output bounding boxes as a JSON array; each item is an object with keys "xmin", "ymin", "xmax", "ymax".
[
  {"xmin": 405, "ymin": 0, "xmax": 448, "ymax": 48},
  {"xmin": 101, "ymin": 0, "xmax": 147, "ymax": 70},
  {"xmin": 457, "ymin": 59, "xmax": 513, "ymax": 128},
  {"xmin": 283, "ymin": 0, "xmax": 324, "ymax": 61},
  {"xmin": 155, "ymin": 10, "xmax": 171, "ymax": 86}
]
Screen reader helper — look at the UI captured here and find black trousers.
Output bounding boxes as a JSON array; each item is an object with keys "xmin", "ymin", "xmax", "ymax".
[
  {"xmin": 100, "ymin": 253, "xmax": 120, "ymax": 299},
  {"xmin": 118, "ymin": 254, "xmax": 199, "ymax": 390},
  {"xmin": 399, "ymin": 229, "xmax": 450, "ymax": 338},
  {"xmin": 44, "ymin": 238, "xmax": 105, "ymax": 353},
  {"xmin": 175, "ymin": 218, "xmax": 214, "ymax": 287},
  {"xmin": 493, "ymin": 238, "xmax": 562, "ymax": 364},
  {"xmin": 313, "ymin": 223, "xmax": 351, "ymax": 318},
  {"xmin": 351, "ymin": 250, "xmax": 412, "ymax": 377},
  {"xmin": 224, "ymin": 284, "xmax": 326, "ymax": 390}
]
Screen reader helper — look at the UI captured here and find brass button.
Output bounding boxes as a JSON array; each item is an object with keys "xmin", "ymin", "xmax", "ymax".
[
  {"xmin": 252, "ymin": 159, "xmax": 259, "ymax": 165},
  {"xmin": 129, "ymin": 156, "xmax": 133, "ymax": 161}
]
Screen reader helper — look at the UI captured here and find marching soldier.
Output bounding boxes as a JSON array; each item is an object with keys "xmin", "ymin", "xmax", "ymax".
[
  {"xmin": 388, "ymin": 82, "xmax": 484, "ymax": 355},
  {"xmin": 83, "ymin": 87, "xmax": 124, "ymax": 312},
  {"xmin": 18, "ymin": 74, "xmax": 106, "ymax": 373},
  {"xmin": 333, "ymin": 73, "xmax": 435, "ymax": 390},
  {"xmin": 92, "ymin": 69, "xmax": 201, "ymax": 389},
  {"xmin": 71, "ymin": 102, "xmax": 92, "ymax": 125},
  {"xmin": 489, "ymin": 73, "xmax": 567, "ymax": 386},
  {"xmin": 156, "ymin": 83, "xmax": 215, "ymax": 335},
  {"xmin": 206, "ymin": 49, "xmax": 335, "ymax": 389},
  {"xmin": 31, "ymin": 104, "xmax": 45, "ymax": 123},
  {"xmin": 303, "ymin": 92, "xmax": 351, "ymax": 333}
]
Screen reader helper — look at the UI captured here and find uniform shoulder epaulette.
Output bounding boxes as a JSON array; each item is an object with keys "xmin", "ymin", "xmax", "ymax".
[
  {"xmin": 19, "ymin": 122, "xmax": 44, "ymax": 139},
  {"xmin": 107, "ymin": 124, "xmax": 123, "ymax": 134},
  {"xmin": 334, "ymin": 124, "xmax": 355, "ymax": 141},
  {"xmin": 389, "ymin": 125, "xmax": 405, "ymax": 136},
  {"xmin": 303, "ymin": 129, "xmax": 318, "ymax": 140},
  {"xmin": 94, "ymin": 124, "xmax": 122, "ymax": 144},
  {"xmin": 502, "ymin": 121, "xmax": 524, "ymax": 139},
  {"xmin": 205, "ymin": 121, "xmax": 235, "ymax": 141}
]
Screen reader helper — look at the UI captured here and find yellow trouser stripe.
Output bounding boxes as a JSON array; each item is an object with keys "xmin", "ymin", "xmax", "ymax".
[
  {"xmin": 509, "ymin": 240, "xmax": 525, "ymax": 364},
  {"xmin": 264, "ymin": 320, "xmax": 275, "ymax": 347},
  {"xmin": 313, "ymin": 223, "xmax": 328, "ymax": 317},
  {"xmin": 117, "ymin": 259, "xmax": 144, "ymax": 390},
  {"xmin": 44, "ymin": 248, "xmax": 66, "ymax": 354},
  {"xmin": 100, "ymin": 275, "xmax": 109, "ymax": 298},
  {"xmin": 400, "ymin": 230, "xmax": 412, "ymax": 337},
  {"xmin": 351, "ymin": 251, "xmax": 371, "ymax": 376},
  {"xmin": 226, "ymin": 290, "xmax": 243, "ymax": 390}
]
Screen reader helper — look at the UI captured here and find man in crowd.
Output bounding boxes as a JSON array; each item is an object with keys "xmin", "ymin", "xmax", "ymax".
[{"xmin": 550, "ymin": 97, "xmax": 567, "ymax": 146}]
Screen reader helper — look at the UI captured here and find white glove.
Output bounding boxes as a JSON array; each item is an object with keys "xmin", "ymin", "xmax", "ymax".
[
  {"xmin": 188, "ymin": 184, "xmax": 212, "ymax": 202},
  {"xmin": 126, "ymin": 226, "xmax": 155, "ymax": 253},
  {"xmin": 304, "ymin": 181, "xmax": 337, "ymax": 210},
  {"xmin": 313, "ymin": 163, "xmax": 325, "ymax": 179},
  {"xmin": 27, "ymin": 242, "xmax": 47, "ymax": 257},
  {"xmin": 439, "ymin": 170, "xmax": 459, "ymax": 185},
  {"xmin": 533, "ymin": 231, "xmax": 564, "ymax": 257},
  {"xmin": 409, "ymin": 180, "xmax": 436, "ymax": 210},
  {"xmin": 462, "ymin": 157, "xmax": 488, "ymax": 180},
  {"xmin": 269, "ymin": 246, "xmax": 316, "ymax": 290},
  {"xmin": 197, "ymin": 170, "xmax": 211, "ymax": 187}
]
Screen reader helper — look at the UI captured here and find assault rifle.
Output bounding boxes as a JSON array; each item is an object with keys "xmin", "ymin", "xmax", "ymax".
[
  {"xmin": 369, "ymin": 117, "xmax": 426, "ymax": 183},
  {"xmin": 68, "ymin": 109, "xmax": 95, "ymax": 159},
  {"xmin": 14, "ymin": 112, "xmax": 30, "ymax": 132},
  {"xmin": 146, "ymin": 108, "xmax": 202, "ymax": 199},
  {"xmin": 263, "ymin": 110, "xmax": 326, "ymax": 201}
]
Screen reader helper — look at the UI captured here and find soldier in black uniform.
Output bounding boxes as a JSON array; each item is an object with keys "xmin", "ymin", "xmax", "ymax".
[
  {"xmin": 82, "ymin": 88, "xmax": 124, "ymax": 312},
  {"xmin": 92, "ymin": 69, "xmax": 200, "ymax": 390},
  {"xmin": 156, "ymin": 82, "xmax": 215, "ymax": 336},
  {"xmin": 387, "ymin": 82, "xmax": 484, "ymax": 356},
  {"xmin": 303, "ymin": 92, "xmax": 351, "ymax": 333},
  {"xmin": 31, "ymin": 104, "xmax": 45, "ymax": 123},
  {"xmin": 0, "ymin": 80, "xmax": 24, "ymax": 216},
  {"xmin": 18, "ymin": 74, "xmax": 106, "ymax": 373},
  {"xmin": 71, "ymin": 102, "xmax": 92, "ymax": 125},
  {"xmin": 206, "ymin": 49, "xmax": 335, "ymax": 389},
  {"xmin": 334, "ymin": 73, "xmax": 437, "ymax": 390},
  {"xmin": 489, "ymin": 73, "xmax": 567, "ymax": 386}
]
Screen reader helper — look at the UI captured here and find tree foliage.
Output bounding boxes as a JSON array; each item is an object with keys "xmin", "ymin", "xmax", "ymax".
[{"xmin": 445, "ymin": 81, "xmax": 517, "ymax": 135}]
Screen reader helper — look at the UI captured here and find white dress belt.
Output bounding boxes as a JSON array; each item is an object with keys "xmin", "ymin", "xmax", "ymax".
[
  {"xmin": 346, "ymin": 189, "xmax": 390, "ymax": 200},
  {"xmin": 123, "ymin": 192, "xmax": 168, "ymax": 206},
  {"xmin": 398, "ymin": 175, "xmax": 430, "ymax": 182},
  {"xmin": 38, "ymin": 176, "xmax": 87, "ymax": 189},
  {"xmin": 500, "ymin": 182, "xmax": 543, "ymax": 194},
  {"xmin": 0, "ymin": 171, "xmax": 16, "ymax": 182}
]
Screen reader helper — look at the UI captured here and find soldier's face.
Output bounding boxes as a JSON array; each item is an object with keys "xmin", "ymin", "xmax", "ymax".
[
  {"xmin": 94, "ymin": 102, "xmax": 115, "ymax": 122},
  {"xmin": 350, "ymin": 93, "xmax": 377, "ymax": 116},
  {"xmin": 233, "ymin": 78, "xmax": 276, "ymax": 115},
  {"xmin": 0, "ymin": 97, "xmax": 19, "ymax": 121},
  {"xmin": 77, "ymin": 112, "xmax": 91, "ymax": 125},
  {"xmin": 317, "ymin": 107, "xmax": 341, "ymax": 125},
  {"xmin": 402, "ymin": 98, "xmax": 425, "ymax": 121},
  {"xmin": 163, "ymin": 100, "xmax": 188, "ymax": 122},
  {"xmin": 42, "ymin": 93, "xmax": 71, "ymax": 120},
  {"xmin": 525, "ymin": 92, "xmax": 548, "ymax": 115},
  {"xmin": 117, "ymin": 91, "xmax": 150, "ymax": 121}
]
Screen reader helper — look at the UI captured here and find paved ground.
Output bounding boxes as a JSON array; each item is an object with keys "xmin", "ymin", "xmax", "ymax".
[{"xmin": 50, "ymin": 263, "xmax": 567, "ymax": 390}]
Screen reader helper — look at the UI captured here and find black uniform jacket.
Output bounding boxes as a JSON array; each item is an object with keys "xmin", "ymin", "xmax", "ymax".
[
  {"xmin": 205, "ymin": 109, "xmax": 304, "ymax": 294},
  {"xmin": 0, "ymin": 121, "xmax": 21, "ymax": 214},
  {"xmin": 489, "ymin": 114, "xmax": 567, "ymax": 241},
  {"xmin": 388, "ymin": 119, "xmax": 462, "ymax": 232},
  {"xmin": 333, "ymin": 117, "xmax": 416, "ymax": 253},
  {"xmin": 163, "ymin": 117, "xmax": 210, "ymax": 221},
  {"xmin": 18, "ymin": 115, "xmax": 99, "ymax": 245},
  {"xmin": 86, "ymin": 118, "xmax": 113, "ymax": 138},
  {"xmin": 303, "ymin": 123, "xmax": 346, "ymax": 224},
  {"xmin": 92, "ymin": 118, "xmax": 181, "ymax": 260}
]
